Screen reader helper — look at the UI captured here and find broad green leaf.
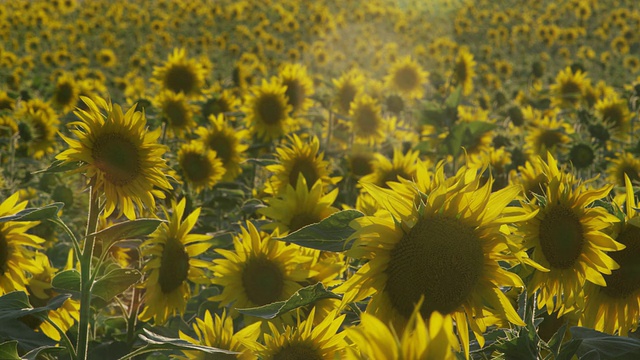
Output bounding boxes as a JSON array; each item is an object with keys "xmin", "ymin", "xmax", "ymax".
[
  {"xmin": 51, "ymin": 269, "xmax": 81, "ymax": 294},
  {"xmin": 274, "ymin": 210, "xmax": 363, "ymax": 252},
  {"xmin": 556, "ymin": 339, "xmax": 582, "ymax": 360},
  {"xmin": 236, "ymin": 283, "xmax": 341, "ymax": 319},
  {"xmin": 22, "ymin": 346, "xmax": 64, "ymax": 360},
  {"xmin": 444, "ymin": 121, "xmax": 496, "ymax": 158},
  {"xmin": 0, "ymin": 341, "xmax": 20, "ymax": 360},
  {"xmin": 0, "ymin": 320, "xmax": 57, "ymax": 352},
  {"xmin": 92, "ymin": 269, "xmax": 142, "ymax": 302},
  {"xmin": 33, "ymin": 159, "xmax": 81, "ymax": 174},
  {"xmin": 244, "ymin": 158, "xmax": 278, "ymax": 167},
  {"xmin": 89, "ymin": 218, "xmax": 164, "ymax": 251},
  {"xmin": 118, "ymin": 329, "xmax": 239, "ymax": 360},
  {"xmin": 0, "ymin": 203, "xmax": 64, "ymax": 223},
  {"xmin": 0, "ymin": 292, "xmax": 71, "ymax": 322},
  {"xmin": 570, "ymin": 326, "xmax": 640, "ymax": 359},
  {"xmin": 444, "ymin": 86, "xmax": 463, "ymax": 109},
  {"xmin": 546, "ymin": 322, "xmax": 568, "ymax": 357}
]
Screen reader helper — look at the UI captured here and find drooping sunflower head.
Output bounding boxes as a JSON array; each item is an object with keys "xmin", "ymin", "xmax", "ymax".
[
  {"xmin": 607, "ymin": 152, "xmax": 640, "ymax": 187},
  {"xmin": 346, "ymin": 303, "xmax": 460, "ymax": 360},
  {"xmin": 195, "ymin": 113, "xmax": 249, "ymax": 182},
  {"xmin": 260, "ymin": 176, "xmax": 339, "ymax": 234},
  {"xmin": 523, "ymin": 112, "xmax": 572, "ymax": 157},
  {"xmin": 0, "ymin": 192, "xmax": 45, "ymax": 295},
  {"xmin": 243, "ymin": 79, "xmax": 293, "ymax": 141},
  {"xmin": 210, "ymin": 221, "xmax": 311, "ymax": 323},
  {"xmin": 51, "ymin": 72, "xmax": 79, "ymax": 114},
  {"xmin": 338, "ymin": 160, "xmax": 533, "ymax": 357},
  {"xmin": 177, "ymin": 141, "xmax": 226, "ymax": 194},
  {"xmin": 16, "ymin": 99, "xmax": 60, "ymax": 159},
  {"xmin": 360, "ymin": 149, "xmax": 420, "ymax": 189},
  {"xmin": 152, "ymin": 48, "xmax": 207, "ymax": 97},
  {"xmin": 200, "ymin": 86, "xmax": 240, "ymax": 121},
  {"xmin": 550, "ymin": 66, "xmax": 590, "ymax": 108},
  {"xmin": 246, "ymin": 308, "xmax": 346, "ymax": 360},
  {"xmin": 519, "ymin": 153, "xmax": 623, "ymax": 315},
  {"xmin": 56, "ymin": 96, "xmax": 172, "ymax": 219},
  {"xmin": 155, "ymin": 90, "xmax": 197, "ymax": 137},
  {"xmin": 452, "ymin": 47, "xmax": 477, "ymax": 96},
  {"xmin": 582, "ymin": 175, "xmax": 640, "ymax": 336},
  {"xmin": 595, "ymin": 95, "xmax": 631, "ymax": 136},
  {"xmin": 138, "ymin": 198, "xmax": 212, "ymax": 325},
  {"xmin": 177, "ymin": 310, "xmax": 262, "ymax": 360},
  {"xmin": 349, "ymin": 94, "xmax": 386, "ymax": 144},
  {"xmin": 278, "ymin": 63, "xmax": 315, "ymax": 115},
  {"xmin": 385, "ymin": 56, "xmax": 429, "ymax": 100},
  {"xmin": 265, "ymin": 134, "xmax": 339, "ymax": 195},
  {"xmin": 332, "ymin": 69, "xmax": 365, "ymax": 115}
]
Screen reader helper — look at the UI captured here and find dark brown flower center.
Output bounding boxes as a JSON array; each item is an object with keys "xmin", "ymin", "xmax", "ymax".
[
  {"xmin": 539, "ymin": 204, "xmax": 584, "ymax": 269},
  {"xmin": 242, "ymin": 256, "xmax": 285, "ymax": 306},
  {"xmin": 158, "ymin": 238, "xmax": 190, "ymax": 294},
  {"xmin": 92, "ymin": 133, "xmax": 141, "ymax": 186}
]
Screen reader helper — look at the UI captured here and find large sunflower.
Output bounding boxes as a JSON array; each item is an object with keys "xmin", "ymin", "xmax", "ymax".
[
  {"xmin": 523, "ymin": 111, "xmax": 572, "ymax": 157},
  {"xmin": 0, "ymin": 192, "xmax": 45, "ymax": 295},
  {"xmin": 56, "ymin": 96, "xmax": 172, "ymax": 220},
  {"xmin": 518, "ymin": 154, "xmax": 623, "ymax": 315},
  {"xmin": 176, "ymin": 310, "xmax": 262, "ymax": 360},
  {"xmin": 210, "ymin": 222, "xmax": 311, "ymax": 323},
  {"xmin": 346, "ymin": 303, "xmax": 460, "ymax": 360},
  {"xmin": 152, "ymin": 48, "xmax": 207, "ymax": 97},
  {"xmin": 243, "ymin": 79, "xmax": 293, "ymax": 141},
  {"xmin": 349, "ymin": 94, "xmax": 387, "ymax": 144},
  {"xmin": 244, "ymin": 308, "xmax": 346, "ymax": 360},
  {"xmin": 265, "ymin": 134, "xmax": 339, "ymax": 195},
  {"xmin": 260, "ymin": 177, "xmax": 339, "ymax": 234},
  {"xmin": 384, "ymin": 56, "xmax": 429, "ymax": 100},
  {"xmin": 195, "ymin": 114, "xmax": 249, "ymax": 182},
  {"xmin": 581, "ymin": 175, "xmax": 640, "ymax": 335},
  {"xmin": 138, "ymin": 198, "xmax": 213, "ymax": 325},
  {"xmin": 278, "ymin": 63, "xmax": 315, "ymax": 115},
  {"xmin": 177, "ymin": 141, "xmax": 226, "ymax": 193},
  {"xmin": 336, "ymin": 162, "xmax": 534, "ymax": 356}
]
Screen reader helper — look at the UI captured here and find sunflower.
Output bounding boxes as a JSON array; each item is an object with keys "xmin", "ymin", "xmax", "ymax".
[
  {"xmin": 607, "ymin": 152, "xmax": 640, "ymax": 187},
  {"xmin": 177, "ymin": 141, "xmax": 226, "ymax": 193},
  {"xmin": 337, "ymin": 162, "xmax": 533, "ymax": 357},
  {"xmin": 452, "ymin": 47, "xmax": 476, "ymax": 96},
  {"xmin": 347, "ymin": 146, "xmax": 376, "ymax": 178},
  {"xmin": 200, "ymin": 86, "xmax": 240, "ymax": 121},
  {"xmin": 210, "ymin": 221, "xmax": 311, "ymax": 322},
  {"xmin": 278, "ymin": 63, "xmax": 315, "ymax": 115},
  {"xmin": 96, "ymin": 48, "xmax": 117, "ymax": 68},
  {"xmin": 56, "ymin": 96, "xmax": 172, "ymax": 220},
  {"xmin": 385, "ymin": 56, "xmax": 429, "ymax": 100},
  {"xmin": 523, "ymin": 112, "xmax": 572, "ymax": 157},
  {"xmin": 16, "ymin": 99, "xmax": 60, "ymax": 159},
  {"xmin": 260, "ymin": 177, "xmax": 339, "ymax": 234},
  {"xmin": 595, "ymin": 95, "xmax": 631, "ymax": 136},
  {"xmin": 0, "ymin": 192, "xmax": 45, "ymax": 295},
  {"xmin": 155, "ymin": 90, "xmax": 197, "ymax": 137},
  {"xmin": 265, "ymin": 134, "xmax": 339, "ymax": 195},
  {"xmin": 244, "ymin": 308, "xmax": 346, "ymax": 360},
  {"xmin": 518, "ymin": 154, "xmax": 623, "ymax": 315},
  {"xmin": 51, "ymin": 72, "xmax": 79, "ymax": 114},
  {"xmin": 333, "ymin": 69, "xmax": 365, "ymax": 115},
  {"xmin": 550, "ymin": 67, "xmax": 590, "ymax": 108},
  {"xmin": 243, "ymin": 79, "xmax": 293, "ymax": 141},
  {"xmin": 510, "ymin": 155, "xmax": 553, "ymax": 199},
  {"xmin": 24, "ymin": 252, "xmax": 79, "ymax": 341},
  {"xmin": 581, "ymin": 175, "xmax": 640, "ymax": 335},
  {"xmin": 195, "ymin": 114, "xmax": 248, "ymax": 182},
  {"xmin": 359, "ymin": 149, "xmax": 420, "ymax": 189},
  {"xmin": 153, "ymin": 48, "xmax": 207, "ymax": 97},
  {"xmin": 349, "ymin": 95, "xmax": 386, "ymax": 144},
  {"xmin": 138, "ymin": 198, "xmax": 213, "ymax": 325},
  {"xmin": 0, "ymin": 90, "xmax": 15, "ymax": 111},
  {"xmin": 176, "ymin": 310, "xmax": 262, "ymax": 360},
  {"xmin": 346, "ymin": 304, "xmax": 460, "ymax": 360}
]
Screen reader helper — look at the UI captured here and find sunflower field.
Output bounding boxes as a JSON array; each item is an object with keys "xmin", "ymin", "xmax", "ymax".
[{"xmin": 2, "ymin": 0, "xmax": 640, "ymax": 359}]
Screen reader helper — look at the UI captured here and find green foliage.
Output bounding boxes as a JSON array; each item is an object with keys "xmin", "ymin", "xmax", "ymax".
[
  {"xmin": 274, "ymin": 210, "xmax": 363, "ymax": 252},
  {"xmin": 237, "ymin": 283, "xmax": 341, "ymax": 319}
]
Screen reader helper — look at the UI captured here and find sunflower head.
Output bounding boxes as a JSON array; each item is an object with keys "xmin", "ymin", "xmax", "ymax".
[
  {"xmin": 16, "ymin": 99, "xmax": 60, "ymax": 159},
  {"xmin": 550, "ymin": 67, "xmax": 590, "ymax": 108},
  {"xmin": 452, "ymin": 47, "xmax": 476, "ymax": 96},
  {"xmin": 349, "ymin": 94, "xmax": 386, "ymax": 144},
  {"xmin": 155, "ymin": 90, "xmax": 197, "ymax": 137},
  {"xmin": 278, "ymin": 63, "xmax": 315, "ymax": 115},
  {"xmin": 595, "ymin": 96, "xmax": 631, "ymax": 135},
  {"xmin": 56, "ymin": 96, "xmax": 172, "ymax": 219},
  {"xmin": 607, "ymin": 152, "xmax": 640, "ymax": 187},
  {"xmin": 153, "ymin": 48, "xmax": 207, "ymax": 97},
  {"xmin": 51, "ymin": 72, "xmax": 79, "ymax": 113},
  {"xmin": 195, "ymin": 113, "xmax": 249, "ymax": 182},
  {"xmin": 243, "ymin": 79, "xmax": 293, "ymax": 141},
  {"xmin": 385, "ymin": 56, "xmax": 429, "ymax": 100},
  {"xmin": 177, "ymin": 141, "xmax": 226, "ymax": 193},
  {"xmin": 332, "ymin": 69, "xmax": 365, "ymax": 115}
]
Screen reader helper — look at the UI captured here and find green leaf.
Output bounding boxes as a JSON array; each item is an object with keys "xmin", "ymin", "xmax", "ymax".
[
  {"xmin": 245, "ymin": 158, "xmax": 278, "ymax": 167},
  {"xmin": 89, "ymin": 218, "xmax": 163, "ymax": 251},
  {"xmin": 570, "ymin": 326, "xmax": 640, "ymax": 359},
  {"xmin": 0, "ymin": 203, "xmax": 64, "ymax": 223},
  {"xmin": 556, "ymin": 339, "xmax": 582, "ymax": 360},
  {"xmin": 444, "ymin": 121, "xmax": 496, "ymax": 158},
  {"xmin": 22, "ymin": 346, "xmax": 64, "ymax": 360},
  {"xmin": 33, "ymin": 159, "xmax": 81, "ymax": 174},
  {"xmin": 445, "ymin": 86, "xmax": 463, "ymax": 109},
  {"xmin": 236, "ymin": 283, "xmax": 341, "ymax": 319},
  {"xmin": 274, "ymin": 210, "xmax": 364, "ymax": 252},
  {"xmin": 0, "ymin": 292, "xmax": 71, "ymax": 322},
  {"xmin": 546, "ymin": 322, "xmax": 568, "ymax": 357},
  {"xmin": 118, "ymin": 329, "xmax": 239, "ymax": 360},
  {"xmin": 92, "ymin": 269, "xmax": 142, "ymax": 302},
  {"xmin": 0, "ymin": 341, "xmax": 20, "ymax": 360},
  {"xmin": 51, "ymin": 269, "xmax": 81, "ymax": 295}
]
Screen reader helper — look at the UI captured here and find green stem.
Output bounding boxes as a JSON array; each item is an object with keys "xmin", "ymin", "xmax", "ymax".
[
  {"xmin": 43, "ymin": 316, "xmax": 78, "ymax": 360},
  {"xmin": 76, "ymin": 188, "xmax": 100, "ymax": 360},
  {"xmin": 126, "ymin": 285, "xmax": 141, "ymax": 344},
  {"xmin": 50, "ymin": 218, "xmax": 82, "ymax": 265}
]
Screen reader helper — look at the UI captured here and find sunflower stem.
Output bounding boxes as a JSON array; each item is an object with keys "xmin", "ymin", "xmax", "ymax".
[
  {"xmin": 76, "ymin": 187, "xmax": 101, "ymax": 360},
  {"xmin": 43, "ymin": 316, "xmax": 78, "ymax": 360}
]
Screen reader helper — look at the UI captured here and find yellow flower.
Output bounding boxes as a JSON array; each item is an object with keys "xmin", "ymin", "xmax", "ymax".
[
  {"xmin": 607, "ymin": 152, "xmax": 640, "ymax": 187},
  {"xmin": 277, "ymin": 63, "xmax": 315, "ymax": 115},
  {"xmin": 243, "ymin": 79, "xmax": 293, "ymax": 141},
  {"xmin": 155, "ymin": 90, "xmax": 197, "ymax": 138},
  {"xmin": 452, "ymin": 47, "xmax": 476, "ymax": 96},
  {"xmin": 139, "ymin": 198, "xmax": 213, "ymax": 324},
  {"xmin": 51, "ymin": 72, "xmax": 79, "ymax": 114},
  {"xmin": 385, "ymin": 56, "xmax": 429, "ymax": 100},
  {"xmin": 16, "ymin": 99, "xmax": 60, "ymax": 159},
  {"xmin": 0, "ymin": 192, "xmax": 45, "ymax": 295},
  {"xmin": 550, "ymin": 67, "xmax": 590, "ymax": 108},
  {"xmin": 333, "ymin": 69, "xmax": 365, "ymax": 115},
  {"xmin": 349, "ymin": 95, "xmax": 387, "ymax": 144},
  {"xmin": 360, "ymin": 149, "xmax": 420, "ymax": 189},
  {"xmin": 177, "ymin": 141, "xmax": 226, "ymax": 194},
  {"xmin": 56, "ymin": 96, "xmax": 172, "ymax": 219},
  {"xmin": 153, "ymin": 48, "xmax": 207, "ymax": 97},
  {"xmin": 195, "ymin": 114, "xmax": 249, "ymax": 182}
]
